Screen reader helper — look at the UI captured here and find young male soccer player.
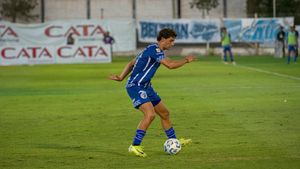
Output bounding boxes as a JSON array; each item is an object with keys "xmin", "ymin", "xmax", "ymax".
[
  {"xmin": 287, "ymin": 25, "xmax": 299, "ymax": 64},
  {"xmin": 109, "ymin": 28, "xmax": 195, "ymax": 157},
  {"xmin": 221, "ymin": 27, "xmax": 235, "ymax": 64}
]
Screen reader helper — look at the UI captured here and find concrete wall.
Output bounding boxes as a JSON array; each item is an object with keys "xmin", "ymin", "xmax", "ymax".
[
  {"xmin": 0, "ymin": 0, "xmax": 247, "ymax": 23},
  {"xmin": 136, "ymin": 0, "xmax": 174, "ymax": 20},
  {"xmin": 91, "ymin": 0, "xmax": 133, "ymax": 19},
  {"xmin": 44, "ymin": 0, "xmax": 86, "ymax": 21}
]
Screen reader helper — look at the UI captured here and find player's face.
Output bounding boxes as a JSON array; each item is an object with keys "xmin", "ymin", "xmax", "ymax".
[{"xmin": 161, "ymin": 37, "xmax": 175, "ymax": 50}]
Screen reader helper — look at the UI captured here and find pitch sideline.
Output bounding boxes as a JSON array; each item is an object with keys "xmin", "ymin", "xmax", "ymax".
[{"xmin": 236, "ymin": 65, "xmax": 300, "ymax": 81}]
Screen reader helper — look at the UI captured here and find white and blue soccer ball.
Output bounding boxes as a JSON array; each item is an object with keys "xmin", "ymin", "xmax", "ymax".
[{"xmin": 164, "ymin": 138, "xmax": 181, "ymax": 155}]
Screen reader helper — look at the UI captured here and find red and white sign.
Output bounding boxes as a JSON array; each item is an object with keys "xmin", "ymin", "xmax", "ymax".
[{"xmin": 0, "ymin": 19, "xmax": 136, "ymax": 65}]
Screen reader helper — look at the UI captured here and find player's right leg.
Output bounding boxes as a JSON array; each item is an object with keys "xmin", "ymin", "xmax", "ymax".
[
  {"xmin": 287, "ymin": 45, "xmax": 295, "ymax": 64},
  {"xmin": 223, "ymin": 47, "xmax": 228, "ymax": 64},
  {"xmin": 128, "ymin": 102, "xmax": 156, "ymax": 157},
  {"xmin": 126, "ymin": 86, "xmax": 156, "ymax": 157}
]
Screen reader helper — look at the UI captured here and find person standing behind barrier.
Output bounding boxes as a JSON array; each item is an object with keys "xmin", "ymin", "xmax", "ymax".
[
  {"xmin": 221, "ymin": 27, "xmax": 235, "ymax": 65},
  {"xmin": 276, "ymin": 26, "xmax": 286, "ymax": 58},
  {"xmin": 103, "ymin": 31, "xmax": 115, "ymax": 57},
  {"xmin": 67, "ymin": 33, "xmax": 75, "ymax": 45},
  {"xmin": 287, "ymin": 25, "xmax": 299, "ymax": 64}
]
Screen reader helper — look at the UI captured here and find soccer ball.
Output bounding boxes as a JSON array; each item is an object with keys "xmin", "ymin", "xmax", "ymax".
[{"xmin": 164, "ymin": 138, "xmax": 181, "ymax": 155}]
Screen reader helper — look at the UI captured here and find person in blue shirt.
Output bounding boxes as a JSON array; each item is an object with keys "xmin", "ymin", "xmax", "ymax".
[{"xmin": 109, "ymin": 28, "xmax": 195, "ymax": 157}]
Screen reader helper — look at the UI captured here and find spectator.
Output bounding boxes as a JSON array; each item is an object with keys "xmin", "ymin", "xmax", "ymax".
[
  {"xmin": 276, "ymin": 26, "xmax": 286, "ymax": 58},
  {"xmin": 103, "ymin": 31, "xmax": 115, "ymax": 45},
  {"xmin": 67, "ymin": 33, "xmax": 75, "ymax": 45},
  {"xmin": 103, "ymin": 31, "xmax": 115, "ymax": 57}
]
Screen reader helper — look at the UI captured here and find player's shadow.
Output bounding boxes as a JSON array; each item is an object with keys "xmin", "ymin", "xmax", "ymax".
[{"xmin": 36, "ymin": 144, "xmax": 126, "ymax": 157}]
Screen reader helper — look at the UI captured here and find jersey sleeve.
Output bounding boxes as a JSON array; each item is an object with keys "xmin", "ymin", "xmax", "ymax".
[{"xmin": 150, "ymin": 46, "xmax": 166, "ymax": 63}]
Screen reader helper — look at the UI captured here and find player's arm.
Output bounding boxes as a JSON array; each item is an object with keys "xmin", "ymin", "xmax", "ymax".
[
  {"xmin": 109, "ymin": 59, "xmax": 135, "ymax": 81},
  {"xmin": 160, "ymin": 55, "xmax": 196, "ymax": 69}
]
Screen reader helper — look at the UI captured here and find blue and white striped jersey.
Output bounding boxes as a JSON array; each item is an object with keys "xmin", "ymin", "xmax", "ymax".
[{"xmin": 126, "ymin": 43, "xmax": 165, "ymax": 88}]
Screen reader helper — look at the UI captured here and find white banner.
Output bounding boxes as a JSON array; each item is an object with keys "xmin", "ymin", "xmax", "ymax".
[
  {"xmin": 224, "ymin": 17, "xmax": 294, "ymax": 42},
  {"xmin": 138, "ymin": 19, "xmax": 221, "ymax": 43},
  {"xmin": 0, "ymin": 19, "xmax": 136, "ymax": 65},
  {"xmin": 138, "ymin": 18, "xmax": 293, "ymax": 43},
  {"xmin": 0, "ymin": 44, "xmax": 111, "ymax": 66}
]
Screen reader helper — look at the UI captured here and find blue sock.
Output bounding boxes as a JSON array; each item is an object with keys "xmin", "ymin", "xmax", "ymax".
[
  {"xmin": 132, "ymin": 129, "xmax": 146, "ymax": 146},
  {"xmin": 229, "ymin": 52, "xmax": 234, "ymax": 62},
  {"xmin": 165, "ymin": 127, "xmax": 176, "ymax": 139},
  {"xmin": 223, "ymin": 55, "xmax": 227, "ymax": 61},
  {"xmin": 287, "ymin": 56, "xmax": 291, "ymax": 64}
]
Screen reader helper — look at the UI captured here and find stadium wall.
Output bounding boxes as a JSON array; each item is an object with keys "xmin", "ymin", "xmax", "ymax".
[{"xmin": 0, "ymin": 0, "xmax": 247, "ymax": 23}]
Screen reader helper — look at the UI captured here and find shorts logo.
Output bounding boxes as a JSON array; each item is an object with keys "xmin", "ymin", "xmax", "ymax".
[{"xmin": 139, "ymin": 90, "xmax": 147, "ymax": 99}]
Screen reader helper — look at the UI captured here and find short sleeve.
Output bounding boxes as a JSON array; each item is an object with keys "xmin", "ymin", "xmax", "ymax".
[{"xmin": 150, "ymin": 46, "xmax": 165, "ymax": 63}]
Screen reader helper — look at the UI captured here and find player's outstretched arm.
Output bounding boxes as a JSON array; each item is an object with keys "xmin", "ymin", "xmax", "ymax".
[
  {"xmin": 160, "ymin": 55, "xmax": 196, "ymax": 69},
  {"xmin": 109, "ymin": 59, "xmax": 135, "ymax": 81}
]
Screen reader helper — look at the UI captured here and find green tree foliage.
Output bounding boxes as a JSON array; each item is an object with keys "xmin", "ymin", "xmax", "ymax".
[
  {"xmin": 247, "ymin": 0, "xmax": 300, "ymax": 24},
  {"xmin": 190, "ymin": 0, "xmax": 219, "ymax": 18},
  {"xmin": 0, "ymin": 0, "xmax": 38, "ymax": 23}
]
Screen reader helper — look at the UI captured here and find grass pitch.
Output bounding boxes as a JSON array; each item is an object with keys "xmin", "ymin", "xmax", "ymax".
[{"xmin": 0, "ymin": 56, "xmax": 299, "ymax": 169}]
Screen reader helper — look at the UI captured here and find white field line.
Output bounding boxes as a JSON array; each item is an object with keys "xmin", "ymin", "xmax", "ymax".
[{"xmin": 236, "ymin": 65, "xmax": 300, "ymax": 81}]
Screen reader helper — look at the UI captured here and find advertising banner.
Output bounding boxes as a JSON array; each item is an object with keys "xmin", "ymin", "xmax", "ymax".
[
  {"xmin": 224, "ymin": 17, "xmax": 294, "ymax": 42},
  {"xmin": 138, "ymin": 18, "xmax": 293, "ymax": 43},
  {"xmin": 0, "ymin": 19, "xmax": 135, "ymax": 65},
  {"xmin": 138, "ymin": 19, "xmax": 221, "ymax": 43}
]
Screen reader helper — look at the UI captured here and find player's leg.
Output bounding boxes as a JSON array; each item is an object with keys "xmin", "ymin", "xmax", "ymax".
[
  {"xmin": 154, "ymin": 101, "xmax": 191, "ymax": 146},
  {"xmin": 282, "ymin": 42, "xmax": 286, "ymax": 58},
  {"xmin": 128, "ymin": 102, "xmax": 155, "ymax": 157},
  {"xmin": 137, "ymin": 102, "xmax": 156, "ymax": 131},
  {"xmin": 294, "ymin": 47, "xmax": 298, "ymax": 63},
  {"xmin": 126, "ymin": 86, "xmax": 156, "ymax": 157},
  {"xmin": 223, "ymin": 47, "xmax": 228, "ymax": 63},
  {"xmin": 228, "ymin": 47, "xmax": 235, "ymax": 64},
  {"xmin": 287, "ymin": 45, "xmax": 292, "ymax": 64},
  {"xmin": 146, "ymin": 86, "xmax": 176, "ymax": 138},
  {"xmin": 154, "ymin": 101, "xmax": 173, "ymax": 132}
]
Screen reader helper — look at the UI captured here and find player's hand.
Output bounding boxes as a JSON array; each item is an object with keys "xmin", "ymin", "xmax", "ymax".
[
  {"xmin": 185, "ymin": 55, "xmax": 196, "ymax": 63},
  {"xmin": 109, "ymin": 75, "xmax": 122, "ymax": 81}
]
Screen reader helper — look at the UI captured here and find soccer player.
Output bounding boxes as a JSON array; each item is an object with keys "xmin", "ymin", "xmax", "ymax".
[
  {"xmin": 109, "ymin": 28, "xmax": 195, "ymax": 157},
  {"xmin": 221, "ymin": 27, "xmax": 235, "ymax": 65},
  {"xmin": 287, "ymin": 25, "xmax": 299, "ymax": 64}
]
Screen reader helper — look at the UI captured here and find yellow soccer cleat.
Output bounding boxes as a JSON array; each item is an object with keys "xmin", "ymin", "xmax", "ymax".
[
  {"xmin": 179, "ymin": 138, "xmax": 192, "ymax": 146},
  {"xmin": 128, "ymin": 145, "xmax": 147, "ymax": 157}
]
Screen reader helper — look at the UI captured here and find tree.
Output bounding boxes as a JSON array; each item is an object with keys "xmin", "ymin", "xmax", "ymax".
[
  {"xmin": 246, "ymin": 0, "xmax": 300, "ymax": 24},
  {"xmin": 0, "ymin": 0, "xmax": 38, "ymax": 23},
  {"xmin": 190, "ymin": 0, "xmax": 219, "ymax": 18}
]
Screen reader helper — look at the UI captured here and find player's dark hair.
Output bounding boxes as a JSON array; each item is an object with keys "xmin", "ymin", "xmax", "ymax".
[{"xmin": 157, "ymin": 28, "xmax": 177, "ymax": 41}]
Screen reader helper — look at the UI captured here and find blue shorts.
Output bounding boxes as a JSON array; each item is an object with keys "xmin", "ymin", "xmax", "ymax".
[
  {"xmin": 223, "ymin": 46, "xmax": 232, "ymax": 53},
  {"xmin": 126, "ymin": 85, "xmax": 161, "ymax": 109},
  {"xmin": 288, "ymin": 45, "xmax": 297, "ymax": 52}
]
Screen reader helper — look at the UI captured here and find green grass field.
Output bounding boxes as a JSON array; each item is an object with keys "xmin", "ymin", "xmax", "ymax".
[{"xmin": 0, "ymin": 56, "xmax": 299, "ymax": 169}]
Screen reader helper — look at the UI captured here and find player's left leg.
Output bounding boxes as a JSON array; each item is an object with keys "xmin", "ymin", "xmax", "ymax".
[
  {"xmin": 154, "ymin": 101, "xmax": 192, "ymax": 146},
  {"xmin": 154, "ymin": 101, "xmax": 172, "ymax": 131},
  {"xmin": 228, "ymin": 48, "xmax": 235, "ymax": 65}
]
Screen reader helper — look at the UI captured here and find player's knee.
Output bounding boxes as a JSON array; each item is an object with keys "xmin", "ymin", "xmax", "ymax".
[
  {"xmin": 161, "ymin": 111, "xmax": 170, "ymax": 120},
  {"xmin": 145, "ymin": 113, "xmax": 156, "ymax": 121}
]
